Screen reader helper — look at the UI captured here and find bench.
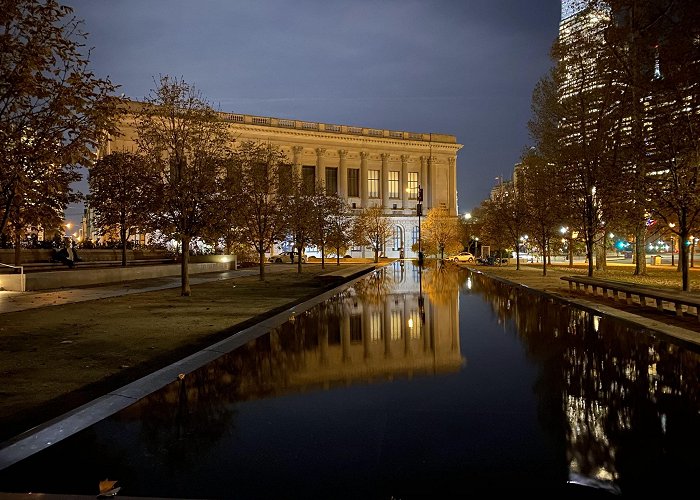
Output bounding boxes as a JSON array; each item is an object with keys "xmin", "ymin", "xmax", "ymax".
[{"xmin": 560, "ymin": 275, "xmax": 700, "ymax": 321}]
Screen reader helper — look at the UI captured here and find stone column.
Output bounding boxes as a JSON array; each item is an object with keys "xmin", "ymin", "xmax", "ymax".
[
  {"xmin": 424, "ymin": 154, "xmax": 432, "ymax": 209},
  {"xmin": 292, "ymin": 145, "xmax": 303, "ymax": 179},
  {"xmin": 338, "ymin": 149, "xmax": 348, "ymax": 199},
  {"xmin": 383, "ymin": 303, "xmax": 391, "ymax": 359},
  {"xmin": 360, "ymin": 151, "xmax": 369, "ymax": 208},
  {"xmin": 401, "ymin": 154, "xmax": 409, "ymax": 208},
  {"xmin": 362, "ymin": 308, "xmax": 371, "ymax": 360},
  {"xmin": 448, "ymin": 156, "xmax": 457, "ymax": 215},
  {"xmin": 316, "ymin": 147, "xmax": 326, "ymax": 188},
  {"xmin": 381, "ymin": 153, "xmax": 390, "ymax": 208},
  {"xmin": 341, "ymin": 314, "xmax": 351, "ymax": 363},
  {"xmin": 420, "ymin": 155, "xmax": 427, "ymax": 205}
]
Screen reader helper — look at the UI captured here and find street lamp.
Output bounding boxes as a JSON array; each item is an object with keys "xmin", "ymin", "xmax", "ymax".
[
  {"xmin": 669, "ymin": 222, "xmax": 676, "ymax": 266},
  {"xmin": 417, "ymin": 185, "xmax": 423, "ymax": 265}
]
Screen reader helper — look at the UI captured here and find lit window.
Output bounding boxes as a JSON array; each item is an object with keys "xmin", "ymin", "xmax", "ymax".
[
  {"xmin": 368, "ymin": 169, "xmax": 380, "ymax": 198},
  {"xmin": 370, "ymin": 311, "xmax": 382, "ymax": 341},
  {"xmin": 388, "ymin": 171, "xmax": 399, "ymax": 198},
  {"xmin": 391, "ymin": 310, "xmax": 402, "ymax": 340},
  {"xmin": 408, "ymin": 172, "xmax": 418, "ymax": 199}
]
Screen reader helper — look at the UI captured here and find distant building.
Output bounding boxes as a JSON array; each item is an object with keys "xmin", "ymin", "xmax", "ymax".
[{"xmin": 104, "ymin": 102, "xmax": 462, "ymax": 258}]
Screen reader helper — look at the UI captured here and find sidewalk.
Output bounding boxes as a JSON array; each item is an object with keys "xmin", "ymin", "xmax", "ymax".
[{"xmin": 0, "ymin": 267, "xmax": 261, "ymax": 314}]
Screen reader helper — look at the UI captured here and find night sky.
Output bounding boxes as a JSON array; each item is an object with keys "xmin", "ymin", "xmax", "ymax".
[{"xmin": 64, "ymin": 0, "xmax": 562, "ymax": 223}]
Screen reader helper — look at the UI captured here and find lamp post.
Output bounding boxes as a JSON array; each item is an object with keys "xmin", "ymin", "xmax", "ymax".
[
  {"xmin": 417, "ymin": 185, "xmax": 423, "ymax": 265},
  {"xmin": 669, "ymin": 223, "xmax": 676, "ymax": 267}
]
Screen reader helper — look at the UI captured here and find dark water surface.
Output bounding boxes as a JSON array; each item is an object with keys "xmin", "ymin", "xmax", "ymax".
[{"xmin": 1, "ymin": 262, "xmax": 700, "ymax": 498}]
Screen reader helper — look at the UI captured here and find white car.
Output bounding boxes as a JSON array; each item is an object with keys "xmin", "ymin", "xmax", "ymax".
[
  {"xmin": 450, "ymin": 251, "xmax": 475, "ymax": 263},
  {"xmin": 268, "ymin": 251, "xmax": 307, "ymax": 263}
]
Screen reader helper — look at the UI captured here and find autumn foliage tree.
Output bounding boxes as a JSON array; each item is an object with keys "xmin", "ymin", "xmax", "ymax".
[
  {"xmin": 0, "ymin": 0, "xmax": 119, "ymax": 263},
  {"xmin": 421, "ymin": 207, "xmax": 462, "ymax": 261},
  {"xmin": 135, "ymin": 76, "xmax": 234, "ymax": 295},
  {"xmin": 352, "ymin": 205, "xmax": 392, "ymax": 263},
  {"xmin": 88, "ymin": 152, "xmax": 161, "ymax": 266},
  {"xmin": 227, "ymin": 141, "xmax": 289, "ymax": 279}
]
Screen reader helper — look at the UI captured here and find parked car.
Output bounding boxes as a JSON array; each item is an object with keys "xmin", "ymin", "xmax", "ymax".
[
  {"xmin": 449, "ymin": 251, "xmax": 475, "ymax": 263},
  {"xmin": 268, "ymin": 251, "xmax": 307, "ymax": 263}
]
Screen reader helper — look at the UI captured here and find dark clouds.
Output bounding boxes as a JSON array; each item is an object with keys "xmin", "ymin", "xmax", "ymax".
[{"xmin": 67, "ymin": 0, "xmax": 561, "ymax": 212}]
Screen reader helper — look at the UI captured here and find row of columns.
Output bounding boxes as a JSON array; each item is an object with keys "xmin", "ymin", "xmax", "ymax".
[{"xmin": 290, "ymin": 147, "xmax": 456, "ymax": 211}]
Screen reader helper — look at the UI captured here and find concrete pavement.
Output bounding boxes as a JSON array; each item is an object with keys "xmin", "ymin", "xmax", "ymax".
[{"xmin": 0, "ymin": 266, "xmax": 274, "ymax": 314}]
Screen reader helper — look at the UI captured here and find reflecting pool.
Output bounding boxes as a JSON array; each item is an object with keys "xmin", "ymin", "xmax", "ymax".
[{"xmin": 1, "ymin": 262, "xmax": 700, "ymax": 498}]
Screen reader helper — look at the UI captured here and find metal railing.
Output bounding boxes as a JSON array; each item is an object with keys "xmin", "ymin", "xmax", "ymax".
[{"xmin": 0, "ymin": 262, "xmax": 23, "ymax": 274}]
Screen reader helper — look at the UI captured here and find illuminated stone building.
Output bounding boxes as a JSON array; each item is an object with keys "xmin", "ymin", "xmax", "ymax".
[{"xmin": 105, "ymin": 103, "xmax": 463, "ymax": 259}]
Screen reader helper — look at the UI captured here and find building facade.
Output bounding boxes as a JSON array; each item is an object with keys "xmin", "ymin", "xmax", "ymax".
[{"xmin": 105, "ymin": 104, "xmax": 463, "ymax": 259}]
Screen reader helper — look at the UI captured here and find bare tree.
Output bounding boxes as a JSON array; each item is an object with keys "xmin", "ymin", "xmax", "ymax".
[
  {"xmin": 550, "ymin": 20, "xmax": 627, "ymax": 277},
  {"xmin": 135, "ymin": 76, "xmax": 233, "ymax": 295},
  {"xmin": 519, "ymin": 149, "xmax": 564, "ymax": 276}
]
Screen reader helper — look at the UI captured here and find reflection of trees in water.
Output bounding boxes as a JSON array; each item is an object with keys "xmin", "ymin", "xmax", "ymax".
[
  {"xmin": 467, "ymin": 270, "xmax": 700, "ymax": 493},
  {"xmin": 351, "ymin": 267, "xmax": 393, "ymax": 305},
  {"xmin": 421, "ymin": 262, "xmax": 469, "ymax": 305},
  {"xmin": 115, "ymin": 292, "xmax": 352, "ymax": 470}
]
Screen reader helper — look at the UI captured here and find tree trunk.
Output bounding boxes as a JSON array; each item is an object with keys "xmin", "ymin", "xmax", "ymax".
[
  {"xmin": 680, "ymin": 227, "xmax": 689, "ymax": 291},
  {"xmin": 258, "ymin": 249, "xmax": 266, "ymax": 280},
  {"xmin": 374, "ymin": 247, "xmax": 379, "ymax": 263},
  {"xmin": 180, "ymin": 235, "xmax": 191, "ymax": 296},
  {"xmin": 634, "ymin": 221, "xmax": 647, "ymax": 276},
  {"xmin": 568, "ymin": 237, "xmax": 574, "ymax": 267},
  {"xmin": 321, "ymin": 243, "xmax": 325, "ymax": 269},
  {"xmin": 120, "ymin": 226, "xmax": 127, "ymax": 267},
  {"xmin": 296, "ymin": 245, "xmax": 302, "ymax": 274},
  {"xmin": 336, "ymin": 246, "xmax": 341, "ymax": 266},
  {"xmin": 541, "ymin": 233, "xmax": 547, "ymax": 276},
  {"xmin": 13, "ymin": 231, "xmax": 21, "ymax": 267}
]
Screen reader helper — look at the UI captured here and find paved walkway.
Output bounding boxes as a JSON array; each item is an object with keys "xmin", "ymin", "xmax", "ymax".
[{"xmin": 0, "ymin": 266, "xmax": 274, "ymax": 314}]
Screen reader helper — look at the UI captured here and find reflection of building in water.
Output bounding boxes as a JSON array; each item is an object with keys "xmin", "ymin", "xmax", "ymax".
[
  {"xmin": 277, "ymin": 264, "xmax": 463, "ymax": 390},
  {"xmin": 127, "ymin": 264, "xmax": 465, "ymax": 424}
]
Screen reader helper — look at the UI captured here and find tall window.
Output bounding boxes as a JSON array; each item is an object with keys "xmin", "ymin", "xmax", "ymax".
[
  {"xmin": 370, "ymin": 311, "xmax": 383, "ymax": 341},
  {"xmin": 350, "ymin": 315, "xmax": 362, "ymax": 343},
  {"xmin": 302, "ymin": 165, "xmax": 315, "ymax": 194},
  {"xmin": 368, "ymin": 169, "xmax": 380, "ymax": 198},
  {"xmin": 347, "ymin": 168, "xmax": 360, "ymax": 197},
  {"xmin": 393, "ymin": 225, "xmax": 403, "ymax": 251},
  {"xmin": 408, "ymin": 309, "xmax": 422, "ymax": 339},
  {"xmin": 408, "ymin": 172, "xmax": 419, "ymax": 199},
  {"xmin": 412, "ymin": 226, "xmax": 419, "ymax": 246},
  {"xmin": 325, "ymin": 167, "xmax": 338, "ymax": 195},
  {"xmin": 328, "ymin": 318, "xmax": 341, "ymax": 345},
  {"xmin": 388, "ymin": 171, "xmax": 399, "ymax": 198},
  {"xmin": 390, "ymin": 310, "xmax": 403, "ymax": 340}
]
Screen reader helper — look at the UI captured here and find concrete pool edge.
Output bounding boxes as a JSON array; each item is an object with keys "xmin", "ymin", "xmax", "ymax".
[{"xmin": 0, "ymin": 267, "xmax": 377, "ymax": 471}]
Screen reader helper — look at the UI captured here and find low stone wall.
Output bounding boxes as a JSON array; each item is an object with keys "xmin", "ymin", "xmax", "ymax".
[
  {"xmin": 0, "ymin": 249, "xmax": 174, "ymax": 264},
  {"xmin": 18, "ymin": 262, "xmax": 234, "ymax": 292}
]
